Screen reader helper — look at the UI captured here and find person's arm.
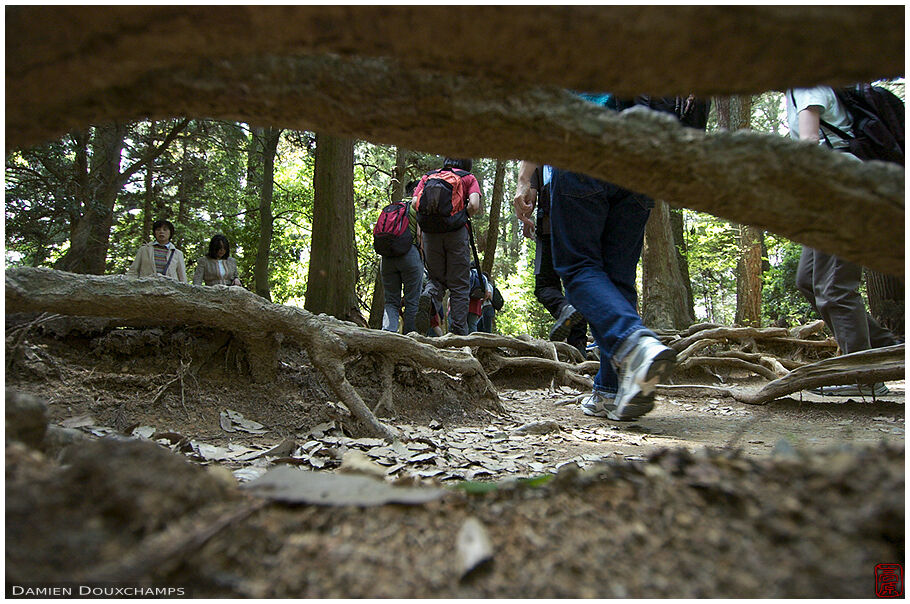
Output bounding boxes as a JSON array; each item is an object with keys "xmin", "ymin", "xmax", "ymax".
[
  {"xmin": 127, "ymin": 246, "xmax": 144, "ymax": 277},
  {"xmin": 513, "ymin": 160, "xmax": 538, "ymax": 239},
  {"xmin": 798, "ymin": 105, "xmax": 822, "ymax": 143},
  {"xmin": 192, "ymin": 258, "xmax": 205, "ymax": 286},
  {"xmin": 467, "ymin": 191, "xmax": 482, "ymax": 216},
  {"xmin": 176, "ymin": 252, "xmax": 187, "ymax": 283}
]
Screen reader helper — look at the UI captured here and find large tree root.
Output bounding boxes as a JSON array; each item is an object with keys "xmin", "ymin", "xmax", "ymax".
[
  {"xmin": 658, "ymin": 345, "xmax": 905, "ymax": 405},
  {"xmin": 7, "ymin": 268, "xmax": 501, "ymax": 439}
]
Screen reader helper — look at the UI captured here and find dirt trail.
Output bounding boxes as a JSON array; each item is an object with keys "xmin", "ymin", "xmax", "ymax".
[{"xmin": 5, "ymin": 326, "xmax": 905, "ymax": 598}]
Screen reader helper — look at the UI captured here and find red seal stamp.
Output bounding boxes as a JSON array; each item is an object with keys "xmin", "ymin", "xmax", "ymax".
[{"xmin": 875, "ymin": 563, "xmax": 903, "ymax": 597}]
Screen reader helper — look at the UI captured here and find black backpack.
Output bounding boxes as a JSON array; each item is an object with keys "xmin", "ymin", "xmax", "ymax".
[
  {"xmin": 414, "ymin": 168, "xmax": 471, "ymax": 233},
  {"xmin": 822, "ymin": 84, "xmax": 904, "ymax": 165},
  {"xmin": 609, "ymin": 95, "xmax": 711, "ymax": 131}
]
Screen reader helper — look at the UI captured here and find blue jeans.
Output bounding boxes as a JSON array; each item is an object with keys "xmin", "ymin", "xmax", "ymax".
[
  {"xmin": 549, "ymin": 169, "xmax": 656, "ymax": 394},
  {"xmin": 381, "ymin": 245, "xmax": 423, "ymax": 334}
]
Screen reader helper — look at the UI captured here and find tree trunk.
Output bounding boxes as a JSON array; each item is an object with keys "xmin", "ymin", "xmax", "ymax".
[
  {"xmin": 54, "ymin": 123, "xmax": 127, "ymax": 274},
  {"xmin": 735, "ymin": 225, "xmax": 764, "ymax": 327},
  {"xmin": 367, "ymin": 266, "xmax": 385, "ymax": 329},
  {"xmin": 254, "ymin": 127, "xmax": 281, "ymax": 301},
  {"xmin": 670, "ymin": 207, "xmax": 696, "ymax": 322},
  {"xmin": 391, "ymin": 146, "xmax": 407, "ymax": 201},
  {"xmin": 305, "ymin": 133, "xmax": 361, "ymax": 322},
  {"xmin": 142, "ymin": 122, "xmax": 156, "ymax": 242},
  {"xmin": 641, "ymin": 200, "xmax": 694, "ymax": 330},
  {"xmin": 481, "ymin": 159, "xmax": 505, "ymax": 276},
  {"xmin": 717, "ymin": 94, "xmax": 763, "ymax": 326},
  {"xmin": 864, "ymin": 269, "xmax": 904, "ymax": 337}
]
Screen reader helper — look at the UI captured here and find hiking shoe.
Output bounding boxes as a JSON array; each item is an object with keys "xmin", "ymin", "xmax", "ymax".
[
  {"xmin": 610, "ymin": 335, "xmax": 676, "ymax": 421},
  {"xmin": 414, "ymin": 292, "xmax": 433, "ymax": 336},
  {"xmin": 810, "ymin": 382, "xmax": 890, "ymax": 397},
  {"xmin": 549, "ymin": 304, "xmax": 583, "ymax": 342},
  {"xmin": 581, "ymin": 390, "xmax": 616, "ymax": 417}
]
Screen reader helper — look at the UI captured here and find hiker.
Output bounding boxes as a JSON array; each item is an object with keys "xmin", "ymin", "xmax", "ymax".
[
  {"xmin": 514, "ymin": 93, "xmax": 709, "ymax": 421},
  {"xmin": 192, "ymin": 234, "xmax": 242, "ymax": 287},
  {"xmin": 477, "ymin": 272, "xmax": 501, "ymax": 333},
  {"xmin": 128, "ymin": 219, "xmax": 187, "ymax": 283},
  {"xmin": 467, "ymin": 264, "xmax": 493, "ymax": 333},
  {"xmin": 786, "ymin": 86, "xmax": 899, "ymax": 396},
  {"xmin": 376, "ymin": 180, "xmax": 423, "ymax": 334},
  {"xmin": 526, "ymin": 165, "xmax": 589, "ymax": 357},
  {"xmin": 412, "ymin": 158, "xmax": 482, "ymax": 336}
]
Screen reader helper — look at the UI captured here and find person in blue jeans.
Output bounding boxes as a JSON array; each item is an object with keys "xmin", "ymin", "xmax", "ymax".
[
  {"xmin": 381, "ymin": 181, "xmax": 424, "ymax": 334},
  {"xmin": 514, "ymin": 93, "xmax": 710, "ymax": 421}
]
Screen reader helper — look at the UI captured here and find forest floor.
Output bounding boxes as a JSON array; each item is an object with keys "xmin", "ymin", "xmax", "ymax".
[{"xmin": 5, "ymin": 323, "xmax": 905, "ymax": 598}]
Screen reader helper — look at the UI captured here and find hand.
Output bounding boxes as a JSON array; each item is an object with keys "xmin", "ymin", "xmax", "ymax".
[
  {"xmin": 520, "ymin": 215, "xmax": 536, "ymax": 239},
  {"xmin": 512, "ymin": 181, "xmax": 535, "ymax": 220}
]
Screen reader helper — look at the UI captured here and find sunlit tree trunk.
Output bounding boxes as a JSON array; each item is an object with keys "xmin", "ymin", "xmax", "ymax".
[
  {"xmin": 717, "ymin": 94, "xmax": 763, "ymax": 326},
  {"xmin": 642, "ymin": 200, "xmax": 694, "ymax": 329},
  {"xmin": 305, "ymin": 133, "xmax": 362, "ymax": 323},
  {"xmin": 481, "ymin": 159, "xmax": 505, "ymax": 276},
  {"xmin": 254, "ymin": 127, "xmax": 281, "ymax": 301}
]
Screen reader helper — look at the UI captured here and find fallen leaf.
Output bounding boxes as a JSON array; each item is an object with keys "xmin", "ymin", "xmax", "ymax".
[
  {"xmin": 60, "ymin": 415, "xmax": 96, "ymax": 429},
  {"xmin": 243, "ymin": 466, "xmax": 446, "ymax": 506},
  {"xmin": 131, "ymin": 425, "xmax": 156, "ymax": 439}
]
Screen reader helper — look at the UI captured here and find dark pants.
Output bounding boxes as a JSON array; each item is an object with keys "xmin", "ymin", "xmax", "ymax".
[
  {"xmin": 535, "ymin": 214, "xmax": 588, "ymax": 351},
  {"xmin": 549, "ymin": 169, "xmax": 655, "ymax": 394},
  {"xmin": 423, "ymin": 226, "xmax": 471, "ymax": 335},
  {"xmin": 795, "ymin": 247, "xmax": 897, "ymax": 354}
]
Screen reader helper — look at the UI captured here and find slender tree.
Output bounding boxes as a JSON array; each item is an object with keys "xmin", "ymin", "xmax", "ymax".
[
  {"xmin": 254, "ymin": 127, "xmax": 282, "ymax": 300},
  {"xmin": 305, "ymin": 133, "xmax": 363, "ymax": 324},
  {"xmin": 717, "ymin": 94, "xmax": 763, "ymax": 327},
  {"xmin": 481, "ymin": 159, "xmax": 505, "ymax": 276}
]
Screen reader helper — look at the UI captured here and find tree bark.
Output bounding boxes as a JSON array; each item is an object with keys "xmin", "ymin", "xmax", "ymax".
[
  {"xmin": 642, "ymin": 200, "xmax": 694, "ymax": 330},
  {"xmin": 367, "ymin": 267, "xmax": 385, "ymax": 330},
  {"xmin": 254, "ymin": 127, "xmax": 281, "ymax": 301},
  {"xmin": 305, "ymin": 134, "xmax": 361, "ymax": 322},
  {"xmin": 669, "ymin": 207, "xmax": 696, "ymax": 322},
  {"xmin": 864, "ymin": 269, "xmax": 904, "ymax": 337},
  {"xmin": 735, "ymin": 225, "xmax": 764, "ymax": 327},
  {"xmin": 717, "ymin": 95, "xmax": 763, "ymax": 327},
  {"xmin": 481, "ymin": 160, "xmax": 505, "ymax": 276}
]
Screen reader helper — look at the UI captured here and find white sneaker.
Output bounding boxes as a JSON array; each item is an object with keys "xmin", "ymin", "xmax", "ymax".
[
  {"xmin": 580, "ymin": 390, "xmax": 616, "ymax": 417},
  {"xmin": 610, "ymin": 335, "xmax": 676, "ymax": 421}
]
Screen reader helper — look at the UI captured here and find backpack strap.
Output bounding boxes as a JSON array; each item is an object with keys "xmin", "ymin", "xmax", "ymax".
[
  {"xmin": 466, "ymin": 220, "xmax": 484, "ymax": 284},
  {"xmin": 161, "ymin": 249, "xmax": 176, "ymax": 275}
]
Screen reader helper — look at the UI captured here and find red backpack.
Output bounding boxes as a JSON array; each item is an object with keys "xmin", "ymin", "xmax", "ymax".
[
  {"xmin": 372, "ymin": 201, "xmax": 413, "ymax": 257},
  {"xmin": 414, "ymin": 168, "xmax": 470, "ymax": 233}
]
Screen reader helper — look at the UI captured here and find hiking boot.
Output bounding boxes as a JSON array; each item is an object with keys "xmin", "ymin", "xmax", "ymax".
[
  {"xmin": 549, "ymin": 304, "xmax": 583, "ymax": 342},
  {"xmin": 580, "ymin": 390, "xmax": 616, "ymax": 417},
  {"xmin": 414, "ymin": 292, "xmax": 433, "ymax": 336},
  {"xmin": 810, "ymin": 382, "xmax": 890, "ymax": 397},
  {"xmin": 610, "ymin": 335, "xmax": 676, "ymax": 421}
]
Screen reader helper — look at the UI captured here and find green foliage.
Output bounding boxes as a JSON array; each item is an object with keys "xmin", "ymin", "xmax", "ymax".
[{"xmin": 761, "ymin": 235, "xmax": 816, "ymax": 327}]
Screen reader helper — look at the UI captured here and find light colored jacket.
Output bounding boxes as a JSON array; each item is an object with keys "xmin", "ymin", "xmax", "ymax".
[
  {"xmin": 128, "ymin": 242, "xmax": 187, "ymax": 282},
  {"xmin": 193, "ymin": 256, "xmax": 240, "ymax": 286}
]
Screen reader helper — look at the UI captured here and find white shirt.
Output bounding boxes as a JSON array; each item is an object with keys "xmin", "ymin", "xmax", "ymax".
[{"xmin": 786, "ymin": 86, "xmax": 853, "ymax": 149}]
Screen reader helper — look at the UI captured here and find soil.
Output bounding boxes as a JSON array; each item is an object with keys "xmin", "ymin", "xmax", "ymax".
[{"xmin": 5, "ymin": 321, "xmax": 905, "ymax": 598}]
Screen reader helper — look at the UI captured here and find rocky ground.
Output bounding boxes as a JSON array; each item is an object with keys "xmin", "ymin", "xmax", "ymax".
[{"xmin": 5, "ymin": 322, "xmax": 905, "ymax": 598}]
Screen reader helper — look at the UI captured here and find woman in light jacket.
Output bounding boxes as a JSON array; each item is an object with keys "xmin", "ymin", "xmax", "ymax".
[
  {"xmin": 128, "ymin": 219, "xmax": 187, "ymax": 282},
  {"xmin": 193, "ymin": 234, "xmax": 242, "ymax": 286}
]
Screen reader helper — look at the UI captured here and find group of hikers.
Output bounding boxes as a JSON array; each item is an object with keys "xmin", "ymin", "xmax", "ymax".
[
  {"xmin": 128, "ymin": 220, "xmax": 242, "ymax": 287},
  {"xmin": 131, "ymin": 83, "xmax": 902, "ymax": 422}
]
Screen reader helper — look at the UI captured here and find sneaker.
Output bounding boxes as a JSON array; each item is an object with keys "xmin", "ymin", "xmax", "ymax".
[
  {"xmin": 810, "ymin": 383, "xmax": 890, "ymax": 397},
  {"xmin": 610, "ymin": 336, "xmax": 676, "ymax": 421},
  {"xmin": 414, "ymin": 292, "xmax": 433, "ymax": 336},
  {"xmin": 581, "ymin": 390, "xmax": 617, "ymax": 417},
  {"xmin": 550, "ymin": 304, "xmax": 583, "ymax": 342}
]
